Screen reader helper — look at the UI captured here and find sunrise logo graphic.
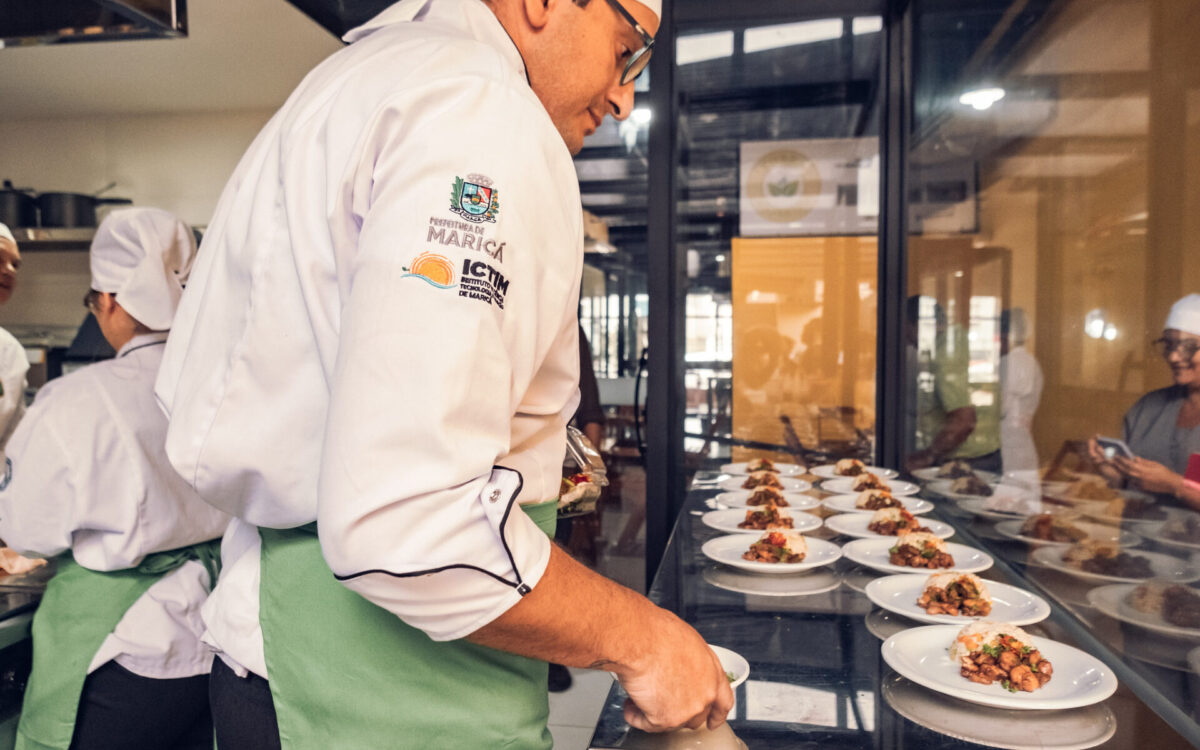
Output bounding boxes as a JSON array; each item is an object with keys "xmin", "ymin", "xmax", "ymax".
[{"xmin": 402, "ymin": 252, "xmax": 457, "ymax": 289}]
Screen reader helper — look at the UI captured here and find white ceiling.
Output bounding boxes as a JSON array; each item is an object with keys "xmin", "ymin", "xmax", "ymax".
[{"xmin": 0, "ymin": 0, "xmax": 344, "ymax": 120}]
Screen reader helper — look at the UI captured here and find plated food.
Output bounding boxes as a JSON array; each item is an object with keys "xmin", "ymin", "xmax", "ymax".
[
  {"xmin": 994, "ymin": 517, "xmax": 1142, "ymax": 548},
  {"xmin": 866, "ymin": 574, "xmax": 1050, "ymax": 626},
  {"xmin": 938, "ymin": 459, "xmax": 976, "ymax": 479},
  {"xmin": 857, "ymin": 489, "xmax": 903, "ymax": 511},
  {"xmin": 821, "ymin": 493, "xmax": 934, "ymax": 516},
  {"xmin": 881, "ymin": 625, "xmax": 1118, "ymax": 710},
  {"xmin": 1099, "ymin": 495, "xmax": 1168, "ymax": 522},
  {"xmin": 1087, "ymin": 582, "xmax": 1200, "ymax": 639},
  {"xmin": 823, "ymin": 512, "xmax": 954, "ymax": 540},
  {"xmin": 746, "ymin": 487, "xmax": 788, "ymax": 507},
  {"xmin": 1160, "ymin": 514, "xmax": 1200, "ymax": 545},
  {"xmin": 719, "ymin": 460, "xmax": 805, "ymax": 477},
  {"xmin": 950, "ymin": 622, "xmax": 1053, "ymax": 693},
  {"xmin": 714, "ymin": 489, "xmax": 820, "ymax": 510},
  {"xmin": 717, "ymin": 475, "xmax": 810, "ymax": 492},
  {"xmin": 842, "ymin": 538, "xmax": 993, "ymax": 575},
  {"xmin": 738, "ymin": 504, "xmax": 792, "ymax": 530},
  {"xmin": 1030, "ymin": 545, "xmax": 1200, "ymax": 584},
  {"xmin": 890, "ymin": 532, "xmax": 955, "ymax": 569},
  {"xmin": 709, "ymin": 645, "xmax": 750, "ymax": 690},
  {"xmin": 820, "ymin": 477, "xmax": 920, "ymax": 496},
  {"xmin": 868, "ymin": 507, "xmax": 930, "ymax": 536},
  {"xmin": 810, "ymin": 463, "xmax": 899, "ymax": 480},
  {"xmin": 700, "ymin": 507, "xmax": 821, "ymax": 535},
  {"xmin": 918, "ymin": 573, "xmax": 992, "ymax": 617},
  {"xmin": 742, "ymin": 530, "xmax": 807, "ymax": 563},
  {"xmin": 852, "ymin": 472, "xmax": 888, "ymax": 492},
  {"xmin": 700, "ymin": 533, "xmax": 841, "ymax": 574},
  {"xmin": 951, "ymin": 474, "xmax": 993, "ymax": 497}
]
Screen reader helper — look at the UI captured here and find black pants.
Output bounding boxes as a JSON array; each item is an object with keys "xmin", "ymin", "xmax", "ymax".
[
  {"xmin": 209, "ymin": 656, "xmax": 282, "ymax": 750},
  {"xmin": 70, "ymin": 661, "xmax": 212, "ymax": 750}
]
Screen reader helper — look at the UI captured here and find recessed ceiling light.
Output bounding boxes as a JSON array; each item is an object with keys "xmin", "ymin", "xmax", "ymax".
[{"xmin": 958, "ymin": 87, "xmax": 1005, "ymax": 111}]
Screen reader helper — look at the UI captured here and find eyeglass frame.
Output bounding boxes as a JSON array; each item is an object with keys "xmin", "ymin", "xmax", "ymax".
[
  {"xmin": 1152, "ymin": 336, "xmax": 1200, "ymax": 360},
  {"xmin": 602, "ymin": 0, "xmax": 654, "ymax": 86}
]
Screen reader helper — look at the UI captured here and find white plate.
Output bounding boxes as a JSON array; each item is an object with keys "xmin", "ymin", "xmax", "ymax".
[
  {"xmin": 994, "ymin": 519, "xmax": 1142, "ymax": 548},
  {"xmin": 1082, "ymin": 502, "xmax": 1189, "ymax": 529},
  {"xmin": 956, "ymin": 497, "xmax": 1031, "ymax": 521},
  {"xmin": 702, "ymin": 566, "xmax": 841, "ymax": 597},
  {"xmin": 881, "ymin": 674, "xmax": 1118, "ymax": 749},
  {"xmin": 821, "ymin": 494, "xmax": 934, "ymax": 515},
  {"xmin": 911, "ymin": 467, "xmax": 999, "ymax": 484},
  {"xmin": 700, "ymin": 534, "xmax": 841, "ymax": 574},
  {"xmin": 865, "ymin": 573, "xmax": 1051, "ymax": 626},
  {"xmin": 709, "ymin": 645, "xmax": 749, "ymax": 690},
  {"xmin": 881, "ymin": 625, "xmax": 1118, "ymax": 709},
  {"xmin": 700, "ymin": 508, "xmax": 822, "ymax": 535},
  {"xmin": 823, "ymin": 513, "xmax": 955, "ymax": 540},
  {"xmin": 1087, "ymin": 583, "xmax": 1200, "ymax": 640},
  {"xmin": 717, "ymin": 475, "xmax": 811, "ymax": 492},
  {"xmin": 1029, "ymin": 546, "xmax": 1200, "ymax": 584},
  {"xmin": 821, "ymin": 477, "xmax": 920, "ymax": 496},
  {"xmin": 810, "ymin": 464, "xmax": 899, "ymax": 480},
  {"xmin": 719, "ymin": 461, "xmax": 806, "ymax": 477},
  {"xmin": 927, "ymin": 480, "xmax": 1038, "ymax": 506},
  {"xmin": 842, "ymin": 538, "xmax": 993, "ymax": 575},
  {"xmin": 712, "ymin": 490, "xmax": 820, "ymax": 511}
]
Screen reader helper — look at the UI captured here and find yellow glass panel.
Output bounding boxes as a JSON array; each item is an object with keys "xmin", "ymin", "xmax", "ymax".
[{"xmin": 730, "ymin": 236, "xmax": 877, "ymax": 460}]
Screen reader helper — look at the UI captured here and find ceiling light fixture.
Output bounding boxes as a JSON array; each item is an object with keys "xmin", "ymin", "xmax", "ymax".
[{"xmin": 958, "ymin": 87, "xmax": 1005, "ymax": 111}]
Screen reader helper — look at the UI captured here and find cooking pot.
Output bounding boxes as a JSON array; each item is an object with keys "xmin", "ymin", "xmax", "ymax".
[
  {"xmin": 0, "ymin": 180, "xmax": 38, "ymax": 228},
  {"xmin": 38, "ymin": 184, "xmax": 132, "ymax": 228}
]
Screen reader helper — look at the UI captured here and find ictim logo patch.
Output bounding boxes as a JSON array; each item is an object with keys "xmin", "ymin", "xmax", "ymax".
[{"xmin": 402, "ymin": 252, "xmax": 458, "ymax": 289}]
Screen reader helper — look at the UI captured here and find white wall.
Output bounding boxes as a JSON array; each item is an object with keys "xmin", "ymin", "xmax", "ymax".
[{"xmin": 0, "ymin": 109, "xmax": 274, "ymax": 328}]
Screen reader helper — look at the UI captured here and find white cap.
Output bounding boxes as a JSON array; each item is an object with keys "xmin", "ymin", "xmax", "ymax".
[
  {"xmin": 90, "ymin": 208, "xmax": 197, "ymax": 331},
  {"xmin": 1165, "ymin": 294, "xmax": 1200, "ymax": 337},
  {"xmin": 632, "ymin": 0, "xmax": 661, "ymax": 21},
  {"xmin": 0, "ymin": 223, "xmax": 13, "ymax": 244}
]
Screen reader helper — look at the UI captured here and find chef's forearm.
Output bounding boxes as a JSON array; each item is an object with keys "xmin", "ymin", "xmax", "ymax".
[
  {"xmin": 468, "ymin": 544, "xmax": 666, "ymax": 675},
  {"xmin": 929, "ymin": 406, "xmax": 976, "ymax": 460}
]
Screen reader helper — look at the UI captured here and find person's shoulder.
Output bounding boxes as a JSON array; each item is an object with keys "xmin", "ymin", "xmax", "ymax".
[
  {"xmin": 1129, "ymin": 385, "xmax": 1185, "ymax": 414},
  {"xmin": 0, "ymin": 327, "xmax": 28, "ymax": 376}
]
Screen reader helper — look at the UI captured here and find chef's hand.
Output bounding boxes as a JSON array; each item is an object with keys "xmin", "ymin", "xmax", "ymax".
[
  {"xmin": 614, "ymin": 610, "xmax": 734, "ymax": 733},
  {"xmin": 906, "ymin": 449, "xmax": 936, "ymax": 472},
  {"xmin": 1111, "ymin": 456, "xmax": 1182, "ymax": 495}
]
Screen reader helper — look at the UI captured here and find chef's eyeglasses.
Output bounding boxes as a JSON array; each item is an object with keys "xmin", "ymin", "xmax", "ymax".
[
  {"xmin": 1153, "ymin": 337, "xmax": 1200, "ymax": 360},
  {"xmin": 603, "ymin": 0, "xmax": 654, "ymax": 86}
]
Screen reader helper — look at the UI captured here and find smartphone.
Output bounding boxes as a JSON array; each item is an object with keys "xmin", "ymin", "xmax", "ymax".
[{"xmin": 1096, "ymin": 437, "xmax": 1134, "ymax": 460}]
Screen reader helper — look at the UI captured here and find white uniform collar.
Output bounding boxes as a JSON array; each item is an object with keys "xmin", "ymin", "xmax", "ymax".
[
  {"xmin": 343, "ymin": 0, "xmax": 527, "ymax": 82},
  {"xmin": 117, "ymin": 331, "xmax": 169, "ymax": 358}
]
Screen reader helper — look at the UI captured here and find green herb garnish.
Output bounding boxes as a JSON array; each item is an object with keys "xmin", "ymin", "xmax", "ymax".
[
  {"xmin": 921, "ymin": 548, "xmax": 936, "ymax": 558},
  {"xmin": 726, "ymin": 671, "xmax": 737, "ymax": 683}
]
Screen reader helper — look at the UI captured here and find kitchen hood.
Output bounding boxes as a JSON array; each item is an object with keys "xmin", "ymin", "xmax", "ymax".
[
  {"xmin": 0, "ymin": 0, "xmax": 186, "ymax": 47},
  {"xmin": 284, "ymin": 0, "xmax": 391, "ymax": 38}
]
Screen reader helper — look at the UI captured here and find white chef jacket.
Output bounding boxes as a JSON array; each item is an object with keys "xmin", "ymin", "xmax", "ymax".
[
  {"xmin": 0, "ymin": 326, "xmax": 29, "ymax": 454},
  {"xmin": 156, "ymin": 0, "xmax": 582, "ymax": 678},
  {"xmin": 0, "ymin": 333, "xmax": 232, "ymax": 679},
  {"xmin": 1000, "ymin": 345, "xmax": 1044, "ymax": 480}
]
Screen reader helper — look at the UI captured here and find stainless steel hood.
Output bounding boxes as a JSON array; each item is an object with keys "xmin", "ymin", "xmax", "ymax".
[{"xmin": 1, "ymin": 0, "xmax": 186, "ymax": 47}]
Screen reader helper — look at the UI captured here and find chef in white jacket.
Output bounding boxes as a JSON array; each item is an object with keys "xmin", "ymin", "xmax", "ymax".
[
  {"xmin": 0, "ymin": 208, "xmax": 231, "ymax": 750},
  {"xmin": 0, "ymin": 223, "xmax": 29, "ymax": 453},
  {"xmin": 156, "ymin": 0, "xmax": 731, "ymax": 747}
]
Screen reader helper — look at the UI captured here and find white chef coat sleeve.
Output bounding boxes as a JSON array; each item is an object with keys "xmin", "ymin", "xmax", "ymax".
[
  {"xmin": 317, "ymin": 78, "xmax": 581, "ymax": 642},
  {"xmin": 0, "ymin": 329, "xmax": 29, "ymax": 452},
  {"xmin": 0, "ymin": 388, "xmax": 78, "ymax": 559}
]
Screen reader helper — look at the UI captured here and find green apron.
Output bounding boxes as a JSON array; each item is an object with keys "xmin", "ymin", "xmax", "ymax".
[
  {"xmin": 16, "ymin": 541, "xmax": 221, "ymax": 750},
  {"xmin": 258, "ymin": 500, "xmax": 558, "ymax": 750}
]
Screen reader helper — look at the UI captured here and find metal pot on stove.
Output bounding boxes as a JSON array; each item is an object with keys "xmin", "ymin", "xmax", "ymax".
[
  {"xmin": 38, "ymin": 183, "xmax": 132, "ymax": 228},
  {"xmin": 0, "ymin": 180, "xmax": 38, "ymax": 228}
]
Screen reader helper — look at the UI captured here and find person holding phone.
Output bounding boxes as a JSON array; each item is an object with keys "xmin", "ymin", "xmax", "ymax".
[{"xmin": 1088, "ymin": 294, "xmax": 1200, "ymax": 508}]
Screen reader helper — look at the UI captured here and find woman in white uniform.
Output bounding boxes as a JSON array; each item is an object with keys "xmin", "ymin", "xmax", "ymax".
[
  {"xmin": 0, "ymin": 223, "xmax": 30, "ymax": 453},
  {"xmin": 0, "ymin": 208, "xmax": 231, "ymax": 750}
]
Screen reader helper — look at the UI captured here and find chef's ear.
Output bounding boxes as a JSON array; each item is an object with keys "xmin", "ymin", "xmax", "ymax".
[{"xmin": 522, "ymin": 0, "xmax": 555, "ymax": 30}]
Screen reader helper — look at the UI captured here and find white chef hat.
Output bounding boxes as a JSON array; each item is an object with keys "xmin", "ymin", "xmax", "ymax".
[
  {"xmin": 631, "ymin": 0, "xmax": 661, "ymax": 21},
  {"xmin": 89, "ymin": 207, "xmax": 196, "ymax": 331},
  {"xmin": 0, "ymin": 223, "xmax": 13, "ymax": 244},
  {"xmin": 1166, "ymin": 294, "xmax": 1200, "ymax": 337}
]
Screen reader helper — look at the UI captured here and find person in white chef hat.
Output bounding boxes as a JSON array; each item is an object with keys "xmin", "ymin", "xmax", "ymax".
[
  {"xmin": 0, "ymin": 208, "xmax": 230, "ymax": 750},
  {"xmin": 1089, "ymin": 293, "xmax": 1200, "ymax": 509},
  {"xmin": 0, "ymin": 223, "xmax": 30, "ymax": 454},
  {"xmin": 155, "ymin": 0, "xmax": 732, "ymax": 748}
]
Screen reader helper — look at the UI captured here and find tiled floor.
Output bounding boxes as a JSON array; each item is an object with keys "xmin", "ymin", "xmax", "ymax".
[{"xmin": 548, "ymin": 667, "xmax": 615, "ymax": 749}]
